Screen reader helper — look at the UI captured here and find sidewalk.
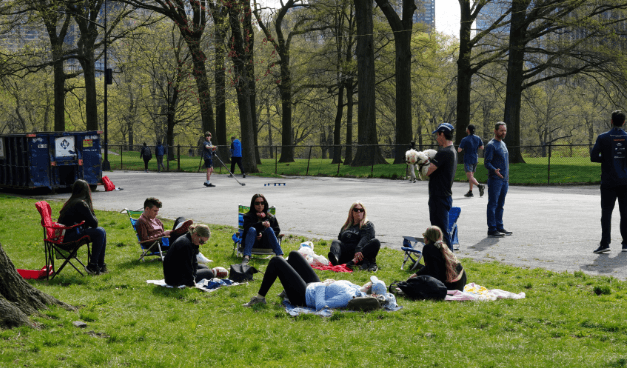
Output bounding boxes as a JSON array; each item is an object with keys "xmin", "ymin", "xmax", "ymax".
[{"xmin": 31, "ymin": 171, "xmax": 626, "ymax": 279}]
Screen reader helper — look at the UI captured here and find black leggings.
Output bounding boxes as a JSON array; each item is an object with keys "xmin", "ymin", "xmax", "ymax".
[
  {"xmin": 143, "ymin": 158, "xmax": 150, "ymax": 170},
  {"xmin": 329, "ymin": 238, "xmax": 381, "ymax": 265},
  {"xmin": 195, "ymin": 264, "xmax": 214, "ymax": 282},
  {"xmin": 258, "ymin": 251, "xmax": 320, "ymax": 307}
]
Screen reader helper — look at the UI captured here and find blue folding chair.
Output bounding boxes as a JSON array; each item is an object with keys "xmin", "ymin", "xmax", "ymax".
[{"xmin": 121, "ymin": 209, "xmax": 169, "ymax": 262}]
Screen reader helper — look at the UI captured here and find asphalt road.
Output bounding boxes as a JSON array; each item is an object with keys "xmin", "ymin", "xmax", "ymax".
[{"xmin": 24, "ymin": 170, "xmax": 627, "ymax": 280}]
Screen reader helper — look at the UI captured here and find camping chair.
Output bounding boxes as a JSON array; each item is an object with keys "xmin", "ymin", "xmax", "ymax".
[
  {"xmin": 35, "ymin": 201, "xmax": 92, "ymax": 279},
  {"xmin": 121, "ymin": 209, "xmax": 170, "ymax": 262},
  {"xmin": 400, "ymin": 206, "xmax": 462, "ymax": 270},
  {"xmin": 232, "ymin": 205, "xmax": 283, "ymax": 257}
]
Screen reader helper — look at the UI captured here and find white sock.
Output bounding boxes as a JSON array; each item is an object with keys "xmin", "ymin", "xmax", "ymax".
[{"xmin": 257, "ymin": 293, "xmax": 265, "ymax": 300}]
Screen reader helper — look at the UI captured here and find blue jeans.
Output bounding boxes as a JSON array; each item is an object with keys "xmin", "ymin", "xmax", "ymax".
[
  {"xmin": 600, "ymin": 185, "xmax": 627, "ymax": 246},
  {"xmin": 65, "ymin": 226, "xmax": 107, "ymax": 267},
  {"xmin": 487, "ymin": 178, "xmax": 508, "ymax": 232},
  {"xmin": 243, "ymin": 227, "xmax": 283, "ymax": 257},
  {"xmin": 429, "ymin": 195, "xmax": 453, "ymax": 251}
]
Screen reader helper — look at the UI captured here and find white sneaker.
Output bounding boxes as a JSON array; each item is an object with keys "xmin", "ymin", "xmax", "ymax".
[{"xmin": 196, "ymin": 252, "xmax": 213, "ymax": 264}]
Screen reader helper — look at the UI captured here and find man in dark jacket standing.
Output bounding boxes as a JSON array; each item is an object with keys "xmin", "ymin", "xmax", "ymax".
[
  {"xmin": 230, "ymin": 136, "xmax": 245, "ymax": 177},
  {"xmin": 427, "ymin": 123, "xmax": 457, "ymax": 251},
  {"xmin": 591, "ymin": 110, "xmax": 627, "ymax": 254}
]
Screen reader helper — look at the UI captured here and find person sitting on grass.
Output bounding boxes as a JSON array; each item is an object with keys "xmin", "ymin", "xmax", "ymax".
[
  {"xmin": 241, "ymin": 194, "xmax": 283, "ymax": 265},
  {"xmin": 410, "ymin": 225, "xmax": 467, "ymax": 291},
  {"xmin": 163, "ymin": 224, "xmax": 217, "ymax": 287},
  {"xmin": 243, "ymin": 251, "xmax": 377, "ymax": 309},
  {"xmin": 328, "ymin": 201, "xmax": 381, "ymax": 271}
]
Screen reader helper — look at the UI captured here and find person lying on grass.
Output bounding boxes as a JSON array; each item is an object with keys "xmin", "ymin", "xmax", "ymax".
[
  {"xmin": 243, "ymin": 251, "xmax": 382, "ymax": 310},
  {"xmin": 410, "ymin": 225, "xmax": 467, "ymax": 291},
  {"xmin": 163, "ymin": 224, "xmax": 225, "ymax": 287}
]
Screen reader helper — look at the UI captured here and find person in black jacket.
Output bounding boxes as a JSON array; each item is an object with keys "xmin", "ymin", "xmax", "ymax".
[
  {"xmin": 140, "ymin": 142, "xmax": 151, "ymax": 173},
  {"xmin": 411, "ymin": 225, "xmax": 466, "ymax": 291},
  {"xmin": 328, "ymin": 201, "xmax": 380, "ymax": 271},
  {"xmin": 58, "ymin": 179, "xmax": 107, "ymax": 275},
  {"xmin": 241, "ymin": 194, "xmax": 283, "ymax": 265},
  {"xmin": 163, "ymin": 224, "xmax": 214, "ymax": 286}
]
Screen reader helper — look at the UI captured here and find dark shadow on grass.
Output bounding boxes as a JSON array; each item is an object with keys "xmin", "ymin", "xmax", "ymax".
[
  {"xmin": 580, "ymin": 251, "xmax": 627, "ymax": 275},
  {"xmin": 468, "ymin": 237, "xmax": 502, "ymax": 252}
]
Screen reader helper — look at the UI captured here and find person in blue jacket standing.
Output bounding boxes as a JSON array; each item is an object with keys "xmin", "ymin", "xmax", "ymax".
[
  {"xmin": 591, "ymin": 110, "xmax": 627, "ymax": 254},
  {"xmin": 230, "ymin": 136, "xmax": 245, "ymax": 178},
  {"xmin": 156, "ymin": 141, "xmax": 166, "ymax": 172}
]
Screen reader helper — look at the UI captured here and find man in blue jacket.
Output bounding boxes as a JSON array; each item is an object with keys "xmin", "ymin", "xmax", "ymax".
[
  {"xmin": 484, "ymin": 122, "xmax": 511, "ymax": 238},
  {"xmin": 591, "ymin": 110, "xmax": 627, "ymax": 254},
  {"xmin": 230, "ymin": 136, "xmax": 245, "ymax": 178}
]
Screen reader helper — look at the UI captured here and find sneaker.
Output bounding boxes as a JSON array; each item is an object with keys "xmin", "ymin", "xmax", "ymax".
[
  {"xmin": 328, "ymin": 252, "xmax": 339, "ymax": 266},
  {"xmin": 497, "ymin": 229, "xmax": 513, "ymax": 236},
  {"xmin": 243, "ymin": 174, "xmax": 246, "ymax": 178},
  {"xmin": 203, "ymin": 182, "xmax": 210, "ymax": 187},
  {"xmin": 453, "ymin": 244, "xmax": 460, "ymax": 251},
  {"xmin": 208, "ymin": 183, "xmax": 216, "ymax": 187},
  {"xmin": 228, "ymin": 174, "xmax": 233, "ymax": 178},
  {"xmin": 243, "ymin": 295, "xmax": 266, "ymax": 307},
  {"xmin": 487, "ymin": 230, "xmax": 505, "ymax": 237},
  {"xmin": 99, "ymin": 264, "xmax": 108, "ymax": 274},
  {"xmin": 172, "ymin": 219, "xmax": 193, "ymax": 237},
  {"xmin": 85, "ymin": 264, "xmax": 101, "ymax": 275},
  {"xmin": 623, "ymin": 244, "xmax": 627, "ymax": 253},
  {"xmin": 593, "ymin": 244, "xmax": 610, "ymax": 254},
  {"xmin": 241, "ymin": 256, "xmax": 250, "ymax": 265},
  {"xmin": 478, "ymin": 184, "xmax": 485, "ymax": 197},
  {"xmin": 366, "ymin": 262, "xmax": 378, "ymax": 272},
  {"xmin": 277, "ymin": 289, "xmax": 287, "ymax": 299},
  {"xmin": 345, "ymin": 261, "xmax": 355, "ymax": 270},
  {"xmin": 464, "ymin": 191, "xmax": 474, "ymax": 197}
]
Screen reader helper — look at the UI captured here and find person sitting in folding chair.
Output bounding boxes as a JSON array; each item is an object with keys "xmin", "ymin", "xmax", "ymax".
[
  {"xmin": 163, "ymin": 224, "xmax": 215, "ymax": 287},
  {"xmin": 58, "ymin": 179, "xmax": 107, "ymax": 276},
  {"xmin": 136, "ymin": 197, "xmax": 191, "ymax": 248},
  {"xmin": 410, "ymin": 225, "xmax": 466, "ymax": 291},
  {"xmin": 328, "ymin": 201, "xmax": 381, "ymax": 271},
  {"xmin": 241, "ymin": 194, "xmax": 284, "ymax": 265}
]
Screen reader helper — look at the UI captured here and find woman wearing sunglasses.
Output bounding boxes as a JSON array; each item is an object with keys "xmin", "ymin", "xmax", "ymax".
[
  {"xmin": 163, "ymin": 224, "xmax": 215, "ymax": 286},
  {"xmin": 241, "ymin": 194, "xmax": 283, "ymax": 265},
  {"xmin": 328, "ymin": 201, "xmax": 380, "ymax": 271}
]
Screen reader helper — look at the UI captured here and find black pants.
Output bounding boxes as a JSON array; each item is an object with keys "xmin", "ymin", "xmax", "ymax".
[
  {"xmin": 600, "ymin": 185, "xmax": 627, "ymax": 246},
  {"xmin": 195, "ymin": 264, "xmax": 214, "ymax": 282},
  {"xmin": 329, "ymin": 238, "xmax": 381, "ymax": 265},
  {"xmin": 429, "ymin": 195, "xmax": 453, "ymax": 251},
  {"xmin": 258, "ymin": 251, "xmax": 320, "ymax": 307},
  {"xmin": 143, "ymin": 158, "xmax": 150, "ymax": 171},
  {"xmin": 230, "ymin": 157, "xmax": 244, "ymax": 174}
]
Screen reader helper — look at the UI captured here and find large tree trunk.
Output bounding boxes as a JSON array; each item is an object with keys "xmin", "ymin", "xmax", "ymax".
[
  {"xmin": 332, "ymin": 84, "xmax": 344, "ymax": 164},
  {"xmin": 228, "ymin": 0, "xmax": 258, "ymax": 173},
  {"xmin": 79, "ymin": 55, "xmax": 99, "ymax": 131},
  {"xmin": 0, "ymin": 243, "xmax": 75, "ymax": 329},
  {"xmin": 211, "ymin": 4, "xmax": 229, "ymax": 162},
  {"xmin": 243, "ymin": 1, "xmax": 262, "ymax": 165},
  {"xmin": 375, "ymin": 0, "xmax": 416, "ymax": 164},
  {"xmin": 352, "ymin": 0, "xmax": 386, "ymax": 166},
  {"xmin": 186, "ymin": 42, "xmax": 216, "ymax": 138},
  {"xmin": 502, "ymin": 0, "xmax": 529, "ymax": 164},
  {"xmin": 344, "ymin": 80, "xmax": 355, "ymax": 166},
  {"xmin": 455, "ymin": 0, "xmax": 473, "ymax": 153}
]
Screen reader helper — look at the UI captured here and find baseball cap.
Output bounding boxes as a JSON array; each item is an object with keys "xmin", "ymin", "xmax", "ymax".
[
  {"xmin": 432, "ymin": 123, "xmax": 454, "ymax": 134},
  {"xmin": 370, "ymin": 275, "xmax": 387, "ymax": 295}
]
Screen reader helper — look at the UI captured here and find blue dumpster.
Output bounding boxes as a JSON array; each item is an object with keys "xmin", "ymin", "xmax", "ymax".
[{"xmin": 0, "ymin": 131, "xmax": 102, "ymax": 190}]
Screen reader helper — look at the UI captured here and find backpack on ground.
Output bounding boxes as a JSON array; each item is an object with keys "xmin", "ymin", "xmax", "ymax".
[{"xmin": 391, "ymin": 275, "xmax": 447, "ymax": 300}]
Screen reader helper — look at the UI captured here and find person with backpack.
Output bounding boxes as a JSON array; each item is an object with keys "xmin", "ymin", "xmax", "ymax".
[
  {"xmin": 156, "ymin": 141, "xmax": 166, "ymax": 172},
  {"xmin": 410, "ymin": 225, "xmax": 466, "ymax": 291},
  {"xmin": 140, "ymin": 143, "xmax": 152, "ymax": 173}
]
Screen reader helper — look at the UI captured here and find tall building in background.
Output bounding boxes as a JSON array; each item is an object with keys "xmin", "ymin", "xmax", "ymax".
[
  {"xmin": 476, "ymin": 1, "xmax": 510, "ymax": 32},
  {"xmin": 392, "ymin": 0, "xmax": 435, "ymax": 32}
]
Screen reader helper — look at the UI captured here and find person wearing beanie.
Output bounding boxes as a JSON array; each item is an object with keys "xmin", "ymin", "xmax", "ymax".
[
  {"xmin": 458, "ymin": 124, "xmax": 485, "ymax": 198},
  {"xmin": 163, "ymin": 224, "xmax": 215, "ymax": 286}
]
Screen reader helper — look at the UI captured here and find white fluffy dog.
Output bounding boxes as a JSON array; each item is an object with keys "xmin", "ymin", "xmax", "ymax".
[{"xmin": 406, "ymin": 149, "xmax": 437, "ymax": 182}]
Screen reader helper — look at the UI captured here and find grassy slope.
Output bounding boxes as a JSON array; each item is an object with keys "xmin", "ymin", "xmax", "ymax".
[
  {"xmin": 109, "ymin": 151, "xmax": 601, "ymax": 185},
  {"xmin": 1, "ymin": 194, "xmax": 625, "ymax": 367}
]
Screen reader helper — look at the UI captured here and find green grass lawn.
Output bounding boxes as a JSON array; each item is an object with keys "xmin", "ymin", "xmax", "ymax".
[
  {"xmin": 1, "ymin": 194, "xmax": 627, "ymax": 366},
  {"xmin": 108, "ymin": 150, "xmax": 601, "ymax": 185}
]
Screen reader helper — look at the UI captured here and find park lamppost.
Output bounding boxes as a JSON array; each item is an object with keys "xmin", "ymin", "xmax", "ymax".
[{"xmin": 68, "ymin": 2, "xmax": 112, "ymax": 171}]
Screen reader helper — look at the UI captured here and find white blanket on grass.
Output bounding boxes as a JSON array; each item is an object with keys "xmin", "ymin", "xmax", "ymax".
[
  {"xmin": 147, "ymin": 278, "xmax": 243, "ymax": 292},
  {"xmin": 445, "ymin": 282, "xmax": 526, "ymax": 301}
]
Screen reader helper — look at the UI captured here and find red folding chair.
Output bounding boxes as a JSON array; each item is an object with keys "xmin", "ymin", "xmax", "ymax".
[{"xmin": 35, "ymin": 201, "xmax": 92, "ymax": 279}]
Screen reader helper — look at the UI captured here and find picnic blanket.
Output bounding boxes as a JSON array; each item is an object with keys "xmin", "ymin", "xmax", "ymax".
[
  {"xmin": 311, "ymin": 264, "xmax": 353, "ymax": 273},
  {"xmin": 282, "ymin": 292, "xmax": 402, "ymax": 317},
  {"xmin": 147, "ymin": 278, "xmax": 242, "ymax": 292},
  {"xmin": 445, "ymin": 283, "xmax": 526, "ymax": 301}
]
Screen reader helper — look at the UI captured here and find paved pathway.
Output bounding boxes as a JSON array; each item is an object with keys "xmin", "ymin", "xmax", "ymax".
[{"xmin": 27, "ymin": 170, "xmax": 627, "ymax": 279}]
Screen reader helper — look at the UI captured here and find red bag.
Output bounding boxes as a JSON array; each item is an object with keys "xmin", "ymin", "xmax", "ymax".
[
  {"xmin": 17, "ymin": 266, "xmax": 54, "ymax": 279},
  {"xmin": 102, "ymin": 176, "xmax": 115, "ymax": 191}
]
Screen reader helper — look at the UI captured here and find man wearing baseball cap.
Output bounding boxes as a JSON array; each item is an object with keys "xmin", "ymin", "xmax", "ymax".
[{"xmin": 426, "ymin": 123, "xmax": 457, "ymax": 251}]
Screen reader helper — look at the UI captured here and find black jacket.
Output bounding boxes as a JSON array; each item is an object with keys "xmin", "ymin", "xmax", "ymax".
[
  {"xmin": 338, "ymin": 222, "xmax": 375, "ymax": 254},
  {"xmin": 58, "ymin": 201, "xmax": 98, "ymax": 229},
  {"xmin": 243, "ymin": 211, "xmax": 280, "ymax": 247},
  {"xmin": 163, "ymin": 233, "xmax": 199, "ymax": 287}
]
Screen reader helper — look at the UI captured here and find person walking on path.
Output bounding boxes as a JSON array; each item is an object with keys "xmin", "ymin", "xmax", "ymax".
[
  {"xmin": 590, "ymin": 110, "xmax": 627, "ymax": 254},
  {"xmin": 458, "ymin": 124, "xmax": 485, "ymax": 197},
  {"xmin": 484, "ymin": 122, "xmax": 512, "ymax": 238},
  {"xmin": 156, "ymin": 141, "xmax": 166, "ymax": 172},
  {"xmin": 203, "ymin": 132, "xmax": 216, "ymax": 187},
  {"xmin": 229, "ymin": 136, "xmax": 245, "ymax": 178},
  {"xmin": 426, "ymin": 123, "xmax": 457, "ymax": 251},
  {"xmin": 140, "ymin": 143, "xmax": 152, "ymax": 173}
]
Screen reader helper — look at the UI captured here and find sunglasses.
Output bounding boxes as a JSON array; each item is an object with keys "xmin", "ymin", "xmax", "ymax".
[
  {"xmin": 254, "ymin": 201, "xmax": 264, "ymax": 205},
  {"xmin": 352, "ymin": 208, "xmax": 364, "ymax": 213}
]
